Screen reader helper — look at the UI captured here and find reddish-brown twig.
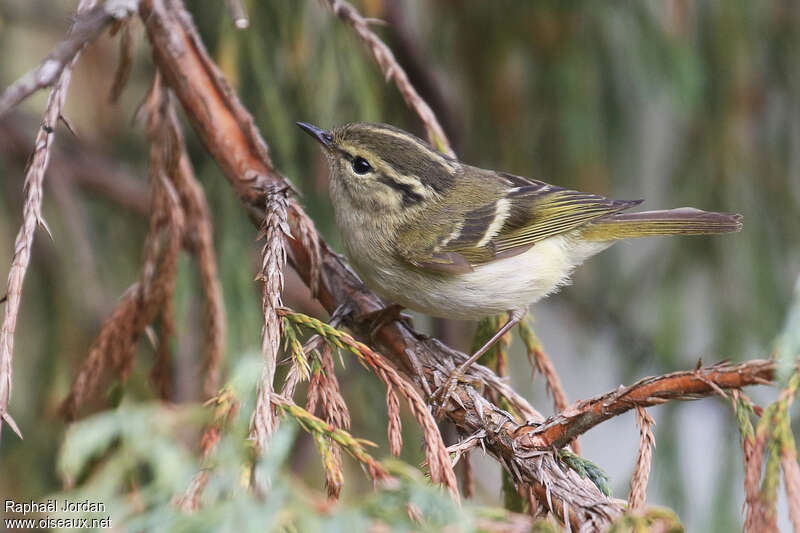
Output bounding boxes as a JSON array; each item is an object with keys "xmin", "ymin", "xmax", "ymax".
[
  {"xmin": 158, "ymin": 100, "xmax": 226, "ymax": 398},
  {"xmin": 321, "ymin": 0, "xmax": 454, "ymax": 156},
  {"xmin": 517, "ymin": 360, "xmax": 774, "ymax": 451},
  {"xmin": 518, "ymin": 316, "xmax": 576, "ymax": 452},
  {"xmin": 60, "ymin": 171, "xmax": 184, "ymax": 418},
  {"xmin": 60, "ymin": 74, "xmax": 186, "ymax": 419}
]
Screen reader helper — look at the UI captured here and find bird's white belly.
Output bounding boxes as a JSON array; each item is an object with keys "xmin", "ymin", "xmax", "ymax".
[{"xmin": 351, "ymin": 234, "xmax": 612, "ymax": 320}]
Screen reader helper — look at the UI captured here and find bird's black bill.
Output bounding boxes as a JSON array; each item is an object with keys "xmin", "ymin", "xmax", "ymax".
[{"xmin": 296, "ymin": 122, "xmax": 334, "ymax": 150}]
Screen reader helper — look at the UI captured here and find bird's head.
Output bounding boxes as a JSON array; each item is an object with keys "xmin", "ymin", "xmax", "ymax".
[{"xmin": 297, "ymin": 121, "xmax": 456, "ymax": 213}]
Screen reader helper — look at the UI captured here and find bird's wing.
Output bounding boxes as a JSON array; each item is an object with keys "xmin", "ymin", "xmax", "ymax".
[{"xmin": 394, "ymin": 170, "xmax": 641, "ymax": 273}]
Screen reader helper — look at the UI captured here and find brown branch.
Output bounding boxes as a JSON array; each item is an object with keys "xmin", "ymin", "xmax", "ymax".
[
  {"xmin": 306, "ymin": 345, "xmax": 351, "ymax": 429},
  {"xmin": 158, "ymin": 97, "xmax": 227, "ymax": 398},
  {"xmin": 0, "ymin": 0, "xmax": 139, "ymax": 117},
  {"xmin": 518, "ymin": 316, "xmax": 577, "ymax": 453},
  {"xmin": 148, "ymin": 86, "xmax": 226, "ymax": 400},
  {"xmin": 3, "ymin": 108, "xmax": 222, "ymax": 397},
  {"xmin": 140, "ymin": 0, "xmax": 279, "ymax": 207},
  {"xmin": 140, "ymin": 77, "xmax": 184, "ymax": 401},
  {"xmin": 444, "ymin": 379, "xmax": 621, "ymax": 530},
  {"xmin": 321, "ymin": 0, "xmax": 454, "ymax": 156},
  {"xmin": 516, "ymin": 360, "xmax": 774, "ymax": 451},
  {"xmin": 60, "ymin": 73, "xmax": 186, "ymax": 419}
]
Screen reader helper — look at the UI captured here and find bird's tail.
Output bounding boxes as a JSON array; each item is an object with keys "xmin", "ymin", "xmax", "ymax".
[{"xmin": 580, "ymin": 207, "xmax": 743, "ymax": 241}]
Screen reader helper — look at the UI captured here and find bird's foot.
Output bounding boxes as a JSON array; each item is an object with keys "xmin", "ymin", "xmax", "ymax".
[
  {"xmin": 431, "ymin": 367, "xmax": 466, "ymax": 416},
  {"xmin": 356, "ymin": 304, "xmax": 414, "ymax": 342},
  {"xmin": 431, "ymin": 309, "xmax": 527, "ymax": 416}
]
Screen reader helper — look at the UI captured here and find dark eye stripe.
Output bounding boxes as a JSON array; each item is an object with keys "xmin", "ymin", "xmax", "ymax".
[{"xmin": 377, "ymin": 176, "xmax": 423, "ymax": 206}]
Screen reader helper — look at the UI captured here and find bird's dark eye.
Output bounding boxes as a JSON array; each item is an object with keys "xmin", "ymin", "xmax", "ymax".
[{"xmin": 352, "ymin": 157, "xmax": 372, "ymax": 175}]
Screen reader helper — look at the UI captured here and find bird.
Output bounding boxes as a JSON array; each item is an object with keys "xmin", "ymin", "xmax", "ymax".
[{"xmin": 298, "ymin": 121, "xmax": 742, "ymax": 395}]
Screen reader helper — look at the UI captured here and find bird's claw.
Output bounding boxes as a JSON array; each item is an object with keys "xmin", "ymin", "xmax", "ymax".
[
  {"xmin": 356, "ymin": 304, "xmax": 415, "ymax": 343},
  {"xmin": 431, "ymin": 368, "xmax": 464, "ymax": 418}
]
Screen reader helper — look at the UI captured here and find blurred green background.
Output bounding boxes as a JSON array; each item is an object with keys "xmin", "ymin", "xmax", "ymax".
[{"xmin": 1, "ymin": 0, "xmax": 798, "ymax": 530}]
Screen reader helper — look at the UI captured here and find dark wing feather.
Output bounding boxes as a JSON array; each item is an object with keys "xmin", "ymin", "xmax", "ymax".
[
  {"xmin": 492, "ymin": 184, "xmax": 642, "ymax": 254},
  {"xmin": 395, "ymin": 169, "xmax": 641, "ymax": 273}
]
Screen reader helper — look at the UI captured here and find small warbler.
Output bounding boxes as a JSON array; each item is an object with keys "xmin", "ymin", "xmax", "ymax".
[{"xmin": 298, "ymin": 121, "xmax": 742, "ymax": 382}]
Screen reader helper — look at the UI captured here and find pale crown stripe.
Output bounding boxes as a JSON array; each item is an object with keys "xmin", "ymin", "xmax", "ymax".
[{"xmin": 362, "ymin": 127, "xmax": 456, "ymax": 172}]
